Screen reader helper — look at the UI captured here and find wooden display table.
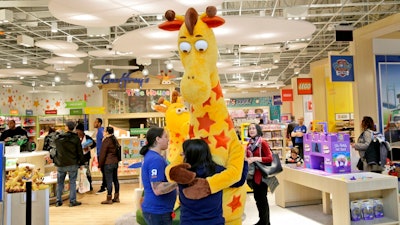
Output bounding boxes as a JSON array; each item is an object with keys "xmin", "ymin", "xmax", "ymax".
[{"xmin": 275, "ymin": 166, "xmax": 400, "ymax": 225}]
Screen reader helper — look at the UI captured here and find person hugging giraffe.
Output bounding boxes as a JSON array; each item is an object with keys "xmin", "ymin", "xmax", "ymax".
[{"xmin": 159, "ymin": 6, "xmax": 247, "ymax": 225}]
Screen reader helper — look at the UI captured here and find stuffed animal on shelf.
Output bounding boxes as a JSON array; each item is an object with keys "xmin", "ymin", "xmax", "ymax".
[{"xmin": 159, "ymin": 6, "xmax": 246, "ymax": 225}]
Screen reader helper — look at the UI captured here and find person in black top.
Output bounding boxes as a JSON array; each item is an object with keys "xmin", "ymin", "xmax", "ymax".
[
  {"xmin": 286, "ymin": 116, "xmax": 298, "ymax": 147},
  {"xmin": 75, "ymin": 123, "xmax": 96, "ymax": 192},
  {"xmin": 52, "ymin": 121, "xmax": 84, "ymax": 207},
  {"xmin": 0, "ymin": 120, "xmax": 28, "ymax": 141}
]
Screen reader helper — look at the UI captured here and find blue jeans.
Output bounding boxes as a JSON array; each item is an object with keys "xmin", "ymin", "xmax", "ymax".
[
  {"xmin": 57, "ymin": 164, "xmax": 79, "ymax": 203},
  {"xmin": 104, "ymin": 163, "xmax": 119, "ymax": 195},
  {"xmin": 143, "ymin": 211, "xmax": 173, "ymax": 225}
]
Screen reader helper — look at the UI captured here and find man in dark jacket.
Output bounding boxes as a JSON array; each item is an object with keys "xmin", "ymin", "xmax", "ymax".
[{"xmin": 53, "ymin": 121, "xmax": 84, "ymax": 207}]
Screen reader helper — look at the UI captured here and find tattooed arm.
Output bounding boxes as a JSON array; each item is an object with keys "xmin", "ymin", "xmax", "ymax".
[{"xmin": 151, "ymin": 181, "xmax": 178, "ymax": 196}]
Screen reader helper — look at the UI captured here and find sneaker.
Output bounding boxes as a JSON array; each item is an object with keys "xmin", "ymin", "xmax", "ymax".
[
  {"xmin": 69, "ymin": 201, "xmax": 82, "ymax": 207},
  {"xmin": 55, "ymin": 202, "xmax": 63, "ymax": 207},
  {"xmin": 96, "ymin": 188, "xmax": 106, "ymax": 194}
]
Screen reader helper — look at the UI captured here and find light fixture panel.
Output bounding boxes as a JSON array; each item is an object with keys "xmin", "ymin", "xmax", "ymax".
[{"xmin": 17, "ymin": 35, "xmax": 34, "ymax": 47}]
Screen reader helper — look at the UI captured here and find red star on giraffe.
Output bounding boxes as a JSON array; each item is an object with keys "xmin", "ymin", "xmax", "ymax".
[
  {"xmin": 224, "ymin": 116, "xmax": 234, "ymax": 130},
  {"xmin": 202, "ymin": 97, "xmax": 212, "ymax": 107},
  {"xmin": 197, "ymin": 112, "xmax": 215, "ymax": 133},
  {"xmin": 212, "ymin": 83, "xmax": 223, "ymax": 100},
  {"xmin": 227, "ymin": 195, "xmax": 242, "ymax": 213},
  {"xmin": 214, "ymin": 130, "xmax": 230, "ymax": 149},
  {"xmin": 201, "ymin": 137, "xmax": 211, "ymax": 145},
  {"xmin": 189, "ymin": 125, "xmax": 195, "ymax": 138}
]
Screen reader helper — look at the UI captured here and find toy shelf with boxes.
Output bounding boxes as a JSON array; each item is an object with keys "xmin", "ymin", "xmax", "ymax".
[
  {"xmin": 303, "ymin": 132, "xmax": 351, "ymax": 173},
  {"xmin": 261, "ymin": 124, "xmax": 287, "ymax": 158}
]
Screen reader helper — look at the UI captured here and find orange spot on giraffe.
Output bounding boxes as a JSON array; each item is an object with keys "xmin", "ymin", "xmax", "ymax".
[
  {"xmin": 202, "ymin": 97, "xmax": 212, "ymax": 107},
  {"xmin": 212, "ymin": 83, "xmax": 223, "ymax": 100},
  {"xmin": 224, "ymin": 117, "xmax": 234, "ymax": 130}
]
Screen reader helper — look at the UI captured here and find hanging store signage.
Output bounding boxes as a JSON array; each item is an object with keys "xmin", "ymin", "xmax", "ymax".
[
  {"xmin": 25, "ymin": 109, "xmax": 33, "ymax": 116},
  {"xmin": 297, "ymin": 78, "xmax": 313, "ymax": 95},
  {"xmin": 84, "ymin": 107, "xmax": 105, "ymax": 114},
  {"xmin": 9, "ymin": 110, "xmax": 18, "ymax": 115},
  {"xmin": 125, "ymin": 89, "xmax": 170, "ymax": 97},
  {"xmin": 70, "ymin": 108, "xmax": 83, "ymax": 115},
  {"xmin": 281, "ymin": 89, "xmax": 293, "ymax": 101},
  {"xmin": 65, "ymin": 101, "xmax": 86, "ymax": 108},
  {"xmin": 273, "ymin": 95, "xmax": 282, "ymax": 105},
  {"xmin": 226, "ymin": 97, "xmax": 272, "ymax": 107},
  {"xmin": 101, "ymin": 72, "xmax": 150, "ymax": 89},
  {"xmin": 130, "ymin": 128, "xmax": 150, "ymax": 136},
  {"xmin": 45, "ymin": 110, "xmax": 57, "ymax": 115},
  {"xmin": 330, "ymin": 55, "xmax": 354, "ymax": 82}
]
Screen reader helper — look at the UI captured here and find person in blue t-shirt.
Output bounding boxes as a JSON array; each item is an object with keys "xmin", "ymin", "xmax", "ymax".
[
  {"xmin": 94, "ymin": 118, "xmax": 107, "ymax": 194},
  {"xmin": 291, "ymin": 116, "xmax": 307, "ymax": 158},
  {"xmin": 179, "ymin": 139, "xmax": 247, "ymax": 225},
  {"xmin": 140, "ymin": 127, "xmax": 177, "ymax": 225}
]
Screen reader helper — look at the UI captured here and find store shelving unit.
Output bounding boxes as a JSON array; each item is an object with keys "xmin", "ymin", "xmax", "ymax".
[
  {"xmin": 261, "ymin": 124, "xmax": 287, "ymax": 159},
  {"xmin": 0, "ymin": 115, "xmax": 39, "ymax": 142},
  {"xmin": 335, "ymin": 120, "xmax": 354, "ymax": 142}
]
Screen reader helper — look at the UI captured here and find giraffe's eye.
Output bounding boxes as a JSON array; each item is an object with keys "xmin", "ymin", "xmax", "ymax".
[
  {"xmin": 179, "ymin": 42, "xmax": 191, "ymax": 53},
  {"xmin": 195, "ymin": 40, "xmax": 208, "ymax": 52},
  {"xmin": 176, "ymin": 108, "xmax": 183, "ymax": 114}
]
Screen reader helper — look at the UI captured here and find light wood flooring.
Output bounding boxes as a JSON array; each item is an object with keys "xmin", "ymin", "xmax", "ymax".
[{"xmin": 49, "ymin": 181, "xmax": 139, "ymax": 225}]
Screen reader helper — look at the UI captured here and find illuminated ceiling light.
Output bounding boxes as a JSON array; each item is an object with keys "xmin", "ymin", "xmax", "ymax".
[
  {"xmin": 52, "ymin": 82, "xmax": 55, "ymax": 87},
  {"xmin": 54, "ymin": 75, "xmax": 61, "ymax": 82},
  {"xmin": 166, "ymin": 61, "xmax": 173, "ymax": 70},
  {"xmin": 294, "ymin": 68, "xmax": 301, "ymax": 74},
  {"xmin": 31, "ymin": 81, "xmax": 35, "ymax": 87},
  {"xmin": 87, "ymin": 27, "xmax": 110, "ymax": 37},
  {"xmin": 273, "ymin": 54, "xmax": 280, "ymax": 63},
  {"xmin": 22, "ymin": 57, "xmax": 28, "ymax": 65},
  {"xmin": 0, "ymin": 9, "xmax": 13, "ymax": 23},
  {"xmin": 156, "ymin": 14, "xmax": 163, "ymax": 20},
  {"xmin": 85, "ymin": 79, "xmax": 93, "ymax": 87},
  {"xmin": 87, "ymin": 72, "xmax": 94, "ymax": 79},
  {"xmin": 17, "ymin": 35, "xmax": 34, "ymax": 47},
  {"xmin": 6, "ymin": 63, "xmax": 11, "ymax": 69},
  {"xmin": 51, "ymin": 22, "xmax": 58, "ymax": 33},
  {"xmin": 19, "ymin": 76, "xmax": 24, "ymax": 80},
  {"xmin": 67, "ymin": 35, "xmax": 73, "ymax": 42},
  {"xmin": 142, "ymin": 68, "xmax": 149, "ymax": 76},
  {"xmin": 283, "ymin": 6, "xmax": 308, "ymax": 20},
  {"xmin": 109, "ymin": 71, "xmax": 116, "ymax": 79}
]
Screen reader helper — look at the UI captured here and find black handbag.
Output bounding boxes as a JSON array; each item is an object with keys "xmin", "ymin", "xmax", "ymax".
[{"xmin": 255, "ymin": 153, "xmax": 283, "ymax": 177}]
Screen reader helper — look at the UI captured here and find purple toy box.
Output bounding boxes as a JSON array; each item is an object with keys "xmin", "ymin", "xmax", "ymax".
[{"xmin": 303, "ymin": 132, "xmax": 351, "ymax": 173}]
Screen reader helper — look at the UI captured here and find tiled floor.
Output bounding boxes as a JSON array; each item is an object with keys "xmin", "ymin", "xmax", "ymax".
[{"xmin": 243, "ymin": 192, "xmax": 333, "ymax": 225}]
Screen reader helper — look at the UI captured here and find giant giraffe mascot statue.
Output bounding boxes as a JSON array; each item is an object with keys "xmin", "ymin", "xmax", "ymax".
[{"xmin": 159, "ymin": 6, "xmax": 247, "ymax": 225}]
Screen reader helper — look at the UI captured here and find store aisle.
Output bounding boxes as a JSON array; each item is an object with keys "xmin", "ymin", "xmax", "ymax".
[{"xmin": 49, "ymin": 181, "xmax": 333, "ymax": 225}]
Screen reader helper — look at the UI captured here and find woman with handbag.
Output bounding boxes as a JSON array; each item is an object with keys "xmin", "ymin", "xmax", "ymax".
[
  {"xmin": 351, "ymin": 116, "xmax": 379, "ymax": 172},
  {"xmin": 246, "ymin": 123, "xmax": 273, "ymax": 225}
]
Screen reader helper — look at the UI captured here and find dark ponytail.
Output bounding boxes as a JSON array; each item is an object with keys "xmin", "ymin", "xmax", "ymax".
[{"xmin": 140, "ymin": 127, "xmax": 165, "ymax": 155}]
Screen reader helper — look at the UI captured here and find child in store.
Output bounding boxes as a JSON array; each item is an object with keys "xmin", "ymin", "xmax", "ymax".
[{"xmin": 285, "ymin": 147, "xmax": 303, "ymax": 167}]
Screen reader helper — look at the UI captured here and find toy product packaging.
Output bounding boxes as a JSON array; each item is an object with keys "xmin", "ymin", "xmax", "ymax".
[
  {"xmin": 373, "ymin": 198, "xmax": 384, "ymax": 218},
  {"xmin": 361, "ymin": 199, "xmax": 375, "ymax": 220},
  {"xmin": 350, "ymin": 200, "xmax": 362, "ymax": 221}
]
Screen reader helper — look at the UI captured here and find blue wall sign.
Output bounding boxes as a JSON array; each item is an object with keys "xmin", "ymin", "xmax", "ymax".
[{"xmin": 101, "ymin": 72, "xmax": 150, "ymax": 89}]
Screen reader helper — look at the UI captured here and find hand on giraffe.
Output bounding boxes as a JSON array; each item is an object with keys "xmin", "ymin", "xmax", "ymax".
[
  {"xmin": 183, "ymin": 178, "xmax": 211, "ymax": 200},
  {"xmin": 169, "ymin": 163, "xmax": 196, "ymax": 184}
]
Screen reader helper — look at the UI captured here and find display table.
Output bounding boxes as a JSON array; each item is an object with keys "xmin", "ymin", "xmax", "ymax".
[
  {"xmin": 275, "ymin": 166, "xmax": 400, "ymax": 225},
  {"xmin": 43, "ymin": 176, "xmax": 70, "ymax": 204},
  {"xmin": 5, "ymin": 151, "xmax": 48, "ymax": 173}
]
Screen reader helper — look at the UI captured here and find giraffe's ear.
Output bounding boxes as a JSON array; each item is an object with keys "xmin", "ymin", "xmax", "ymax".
[
  {"xmin": 202, "ymin": 16, "xmax": 225, "ymax": 28},
  {"xmin": 158, "ymin": 10, "xmax": 184, "ymax": 31}
]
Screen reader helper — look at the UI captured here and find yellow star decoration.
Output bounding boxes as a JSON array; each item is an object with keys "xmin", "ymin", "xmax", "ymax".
[
  {"xmin": 33, "ymin": 100, "xmax": 40, "ymax": 107},
  {"xmin": 227, "ymin": 195, "xmax": 242, "ymax": 213}
]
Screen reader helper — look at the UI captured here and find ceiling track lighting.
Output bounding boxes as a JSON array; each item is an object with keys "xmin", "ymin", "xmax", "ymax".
[
  {"xmin": 54, "ymin": 75, "xmax": 61, "ymax": 82},
  {"xmin": 85, "ymin": 79, "xmax": 93, "ymax": 87}
]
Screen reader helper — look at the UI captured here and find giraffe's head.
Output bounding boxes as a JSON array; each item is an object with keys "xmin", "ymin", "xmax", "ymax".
[{"xmin": 159, "ymin": 6, "xmax": 225, "ymax": 105}]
